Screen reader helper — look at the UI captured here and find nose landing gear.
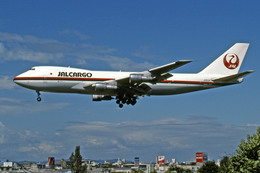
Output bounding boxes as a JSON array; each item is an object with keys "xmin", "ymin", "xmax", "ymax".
[{"xmin": 36, "ymin": 91, "xmax": 41, "ymax": 102}]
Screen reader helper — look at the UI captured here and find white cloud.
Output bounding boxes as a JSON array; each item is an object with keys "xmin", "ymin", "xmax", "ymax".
[
  {"xmin": 18, "ymin": 145, "xmax": 38, "ymax": 152},
  {"xmin": 0, "ymin": 97, "xmax": 69, "ymax": 115},
  {"xmin": 0, "ymin": 42, "xmax": 64, "ymax": 63},
  {"xmin": 0, "ymin": 75, "xmax": 16, "ymax": 89},
  {"xmin": 0, "ymin": 32, "xmax": 61, "ymax": 44},
  {"xmin": 0, "ymin": 122, "xmax": 5, "ymax": 144},
  {"xmin": 0, "ymin": 134, "xmax": 5, "ymax": 144},
  {"xmin": 0, "ymin": 32, "xmax": 156, "ymax": 71},
  {"xmin": 0, "ymin": 117, "xmax": 257, "ymax": 161},
  {"xmin": 0, "ymin": 123, "xmax": 63, "ymax": 159},
  {"xmin": 132, "ymin": 46, "xmax": 158, "ymax": 60},
  {"xmin": 59, "ymin": 30, "xmax": 89, "ymax": 40},
  {"xmin": 76, "ymin": 54, "xmax": 155, "ymax": 71},
  {"xmin": 56, "ymin": 117, "xmax": 257, "ymax": 161},
  {"xmin": 38, "ymin": 142, "xmax": 62, "ymax": 154},
  {"xmin": 247, "ymin": 124, "xmax": 260, "ymax": 127},
  {"xmin": 0, "ymin": 32, "xmax": 68, "ymax": 63},
  {"xmin": 103, "ymin": 55, "xmax": 155, "ymax": 71},
  {"xmin": 18, "ymin": 142, "xmax": 61, "ymax": 155},
  {"xmin": 0, "ymin": 121, "xmax": 5, "ymax": 129}
]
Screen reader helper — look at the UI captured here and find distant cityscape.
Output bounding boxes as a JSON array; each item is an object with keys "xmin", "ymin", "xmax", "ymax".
[{"xmin": 0, "ymin": 152, "xmax": 221, "ymax": 173}]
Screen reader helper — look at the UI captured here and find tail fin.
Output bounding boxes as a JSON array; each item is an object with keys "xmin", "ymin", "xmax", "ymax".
[{"xmin": 199, "ymin": 43, "xmax": 249, "ymax": 75}]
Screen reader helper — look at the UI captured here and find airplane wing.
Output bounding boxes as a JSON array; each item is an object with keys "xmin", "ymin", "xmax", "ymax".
[
  {"xmin": 110, "ymin": 60, "xmax": 192, "ymax": 94},
  {"xmin": 114, "ymin": 60, "xmax": 192, "ymax": 85},
  {"xmin": 148, "ymin": 60, "xmax": 192, "ymax": 76},
  {"xmin": 75, "ymin": 60, "xmax": 192, "ymax": 95}
]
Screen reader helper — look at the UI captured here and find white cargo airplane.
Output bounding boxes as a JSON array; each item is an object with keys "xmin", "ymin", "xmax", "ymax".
[{"xmin": 14, "ymin": 43, "xmax": 253, "ymax": 108}]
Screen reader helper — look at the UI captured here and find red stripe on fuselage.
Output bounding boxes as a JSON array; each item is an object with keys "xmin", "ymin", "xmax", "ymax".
[
  {"xmin": 13, "ymin": 77, "xmax": 216, "ymax": 85},
  {"xmin": 13, "ymin": 77, "xmax": 114, "ymax": 81}
]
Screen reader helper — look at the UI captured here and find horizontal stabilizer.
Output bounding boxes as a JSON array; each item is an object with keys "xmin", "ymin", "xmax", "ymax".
[{"xmin": 213, "ymin": 70, "xmax": 254, "ymax": 83}]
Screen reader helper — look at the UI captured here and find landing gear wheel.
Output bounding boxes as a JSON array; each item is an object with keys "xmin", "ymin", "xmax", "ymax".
[
  {"xmin": 37, "ymin": 97, "xmax": 41, "ymax": 102},
  {"xmin": 116, "ymin": 95, "xmax": 137, "ymax": 107},
  {"xmin": 131, "ymin": 98, "xmax": 137, "ymax": 105},
  {"xmin": 36, "ymin": 91, "xmax": 41, "ymax": 102}
]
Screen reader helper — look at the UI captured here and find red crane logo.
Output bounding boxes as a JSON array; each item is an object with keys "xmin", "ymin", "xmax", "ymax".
[{"xmin": 223, "ymin": 53, "xmax": 239, "ymax": 69}]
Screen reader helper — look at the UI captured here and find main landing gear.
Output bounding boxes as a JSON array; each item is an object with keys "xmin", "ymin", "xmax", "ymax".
[
  {"xmin": 36, "ymin": 91, "xmax": 41, "ymax": 102},
  {"xmin": 116, "ymin": 96, "xmax": 137, "ymax": 108}
]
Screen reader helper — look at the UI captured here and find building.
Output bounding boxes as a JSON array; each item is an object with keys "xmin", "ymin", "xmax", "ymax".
[
  {"xmin": 3, "ymin": 162, "xmax": 13, "ymax": 167},
  {"xmin": 56, "ymin": 159, "xmax": 68, "ymax": 168},
  {"xmin": 196, "ymin": 152, "xmax": 208, "ymax": 163},
  {"xmin": 30, "ymin": 163, "xmax": 46, "ymax": 171}
]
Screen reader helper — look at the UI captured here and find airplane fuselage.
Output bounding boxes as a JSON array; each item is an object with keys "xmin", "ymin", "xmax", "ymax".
[{"xmin": 14, "ymin": 66, "xmax": 224, "ymax": 96}]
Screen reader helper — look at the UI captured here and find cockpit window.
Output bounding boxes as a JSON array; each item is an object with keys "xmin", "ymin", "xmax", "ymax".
[{"xmin": 30, "ymin": 67, "xmax": 35, "ymax": 70}]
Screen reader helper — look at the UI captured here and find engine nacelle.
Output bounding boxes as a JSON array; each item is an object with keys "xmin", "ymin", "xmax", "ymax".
[
  {"xmin": 92, "ymin": 83, "xmax": 117, "ymax": 91},
  {"xmin": 129, "ymin": 74, "xmax": 153, "ymax": 84},
  {"xmin": 92, "ymin": 95, "xmax": 113, "ymax": 101}
]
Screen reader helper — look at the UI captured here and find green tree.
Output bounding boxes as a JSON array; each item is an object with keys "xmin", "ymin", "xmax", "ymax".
[
  {"xmin": 70, "ymin": 146, "xmax": 87, "ymax": 173},
  {"xmin": 228, "ymin": 126, "xmax": 260, "ymax": 173},
  {"xmin": 131, "ymin": 169, "xmax": 144, "ymax": 173},
  {"xmin": 219, "ymin": 156, "xmax": 230, "ymax": 173},
  {"xmin": 197, "ymin": 161, "xmax": 219, "ymax": 173},
  {"xmin": 150, "ymin": 170, "xmax": 157, "ymax": 173},
  {"xmin": 166, "ymin": 164, "xmax": 193, "ymax": 173}
]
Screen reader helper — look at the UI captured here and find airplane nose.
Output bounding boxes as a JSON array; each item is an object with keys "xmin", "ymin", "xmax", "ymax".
[
  {"xmin": 13, "ymin": 76, "xmax": 21, "ymax": 85},
  {"xmin": 13, "ymin": 76, "xmax": 28, "ymax": 86},
  {"xmin": 13, "ymin": 76, "xmax": 18, "ymax": 84}
]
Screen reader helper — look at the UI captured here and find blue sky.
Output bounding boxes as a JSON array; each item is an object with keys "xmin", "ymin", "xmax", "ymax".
[{"xmin": 0, "ymin": 0, "xmax": 259, "ymax": 162}]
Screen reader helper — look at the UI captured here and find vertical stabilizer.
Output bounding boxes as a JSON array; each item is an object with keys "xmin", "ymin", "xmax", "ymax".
[{"xmin": 199, "ymin": 43, "xmax": 249, "ymax": 75}]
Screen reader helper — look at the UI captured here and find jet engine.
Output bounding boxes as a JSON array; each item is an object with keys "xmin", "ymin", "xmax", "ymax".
[
  {"xmin": 92, "ymin": 95, "xmax": 113, "ymax": 101},
  {"xmin": 92, "ymin": 83, "xmax": 117, "ymax": 91},
  {"xmin": 129, "ymin": 74, "xmax": 153, "ymax": 84}
]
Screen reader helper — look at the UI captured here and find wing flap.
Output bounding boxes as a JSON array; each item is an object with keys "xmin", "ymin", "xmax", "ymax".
[
  {"xmin": 125, "ymin": 83, "xmax": 151, "ymax": 95},
  {"xmin": 139, "ymin": 83, "xmax": 152, "ymax": 92},
  {"xmin": 152, "ymin": 73, "xmax": 173, "ymax": 83}
]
